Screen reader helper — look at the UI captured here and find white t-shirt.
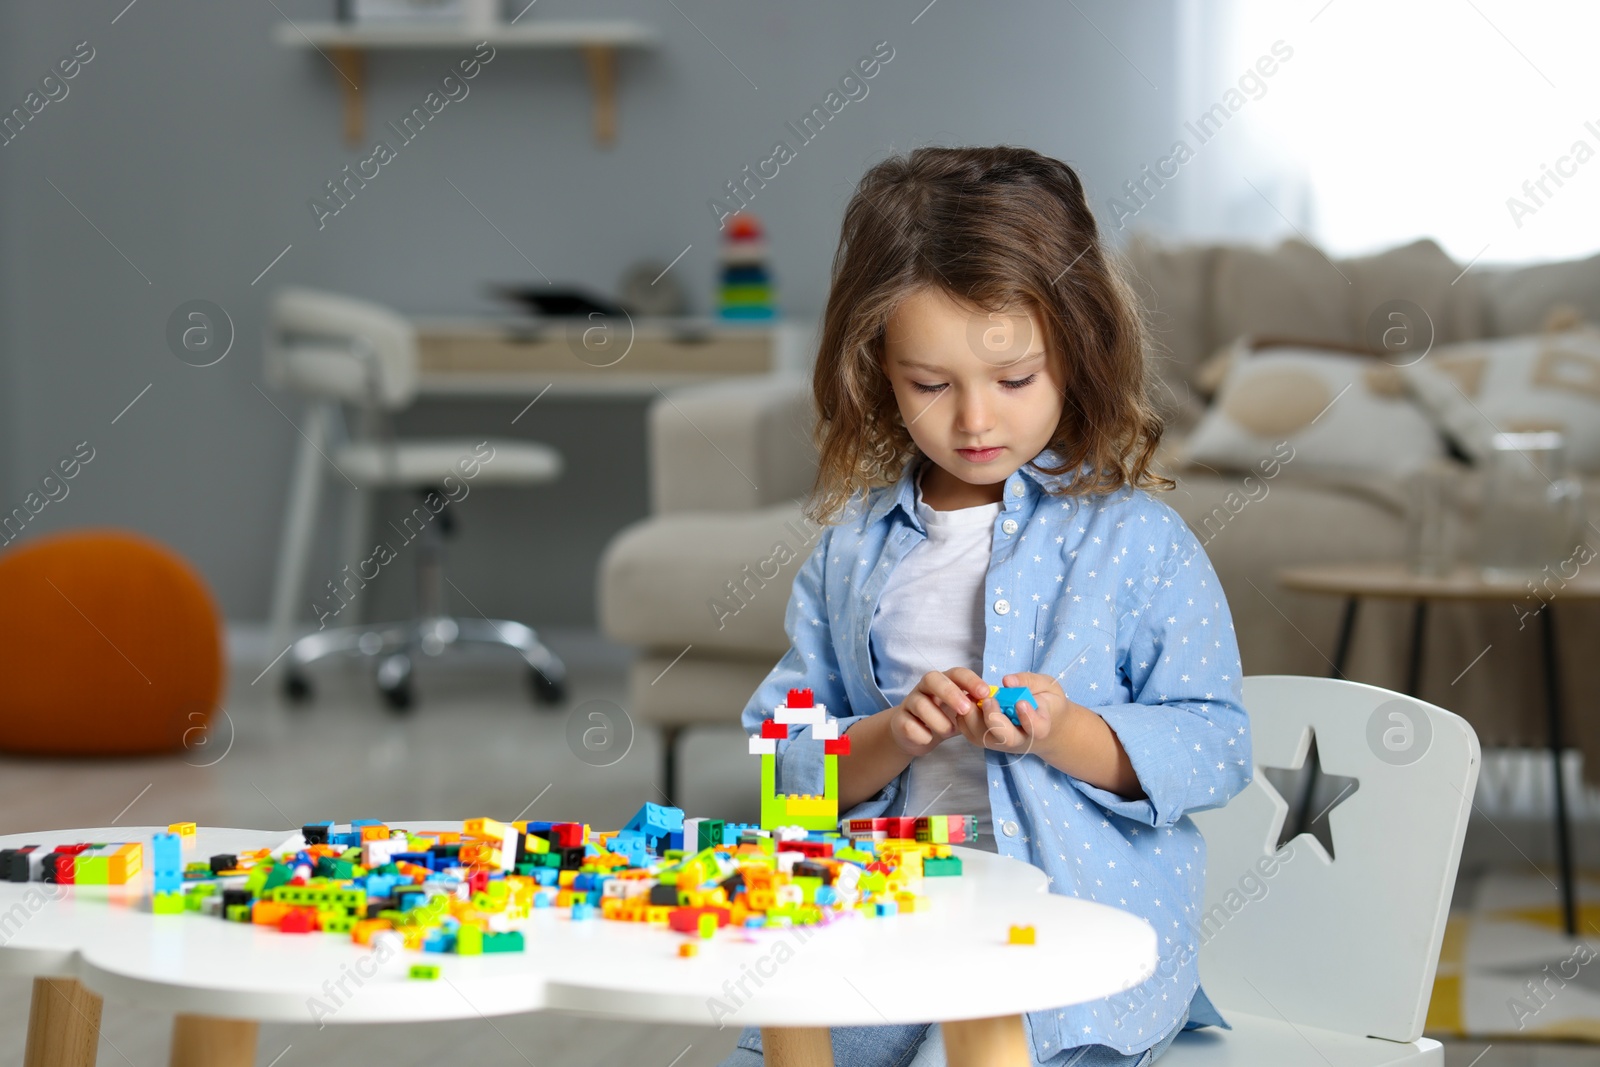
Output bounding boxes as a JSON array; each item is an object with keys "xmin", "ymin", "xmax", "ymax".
[{"xmin": 868, "ymin": 473, "xmax": 999, "ymax": 852}]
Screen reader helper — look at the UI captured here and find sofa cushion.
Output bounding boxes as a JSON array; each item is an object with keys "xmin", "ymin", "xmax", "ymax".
[
  {"xmin": 1399, "ymin": 326, "xmax": 1600, "ymax": 471},
  {"xmin": 1121, "ymin": 232, "xmax": 1218, "ymax": 435},
  {"xmin": 1341, "ymin": 237, "xmax": 1482, "ymax": 348},
  {"xmin": 1211, "ymin": 238, "xmax": 1358, "ymax": 351},
  {"xmin": 648, "ymin": 374, "xmax": 816, "ymax": 514},
  {"xmin": 1182, "ymin": 342, "xmax": 1446, "ymax": 479},
  {"xmin": 1477, "ymin": 251, "xmax": 1600, "ymax": 337},
  {"xmin": 598, "ymin": 502, "xmax": 819, "ymax": 655}
]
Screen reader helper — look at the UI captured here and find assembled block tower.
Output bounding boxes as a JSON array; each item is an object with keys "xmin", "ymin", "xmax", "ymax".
[{"xmin": 750, "ymin": 688, "xmax": 849, "ymax": 830}]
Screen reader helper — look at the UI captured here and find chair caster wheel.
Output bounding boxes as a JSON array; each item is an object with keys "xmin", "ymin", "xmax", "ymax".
[
  {"xmin": 379, "ymin": 681, "xmax": 414, "ymax": 713},
  {"xmin": 529, "ymin": 667, "xmax": 565, "ymax": 707},
  {"xmin": 283, "ymin": 670, "xmax": 313, "ymax": 705},
  {"xmin": 377, "ymin": 653, "xmax": 414, "ymax": 714}
]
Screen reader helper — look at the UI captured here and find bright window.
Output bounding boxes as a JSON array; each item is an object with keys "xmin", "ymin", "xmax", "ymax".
[{"xmin": 1220, "ymin": 0, "xmax": 1600, "ymax": 263}]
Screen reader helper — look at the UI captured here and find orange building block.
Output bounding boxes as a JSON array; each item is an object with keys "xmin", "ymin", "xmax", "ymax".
[{"xmin": 251, "ymin": 901, "xmax": 289, "ymax": 926}]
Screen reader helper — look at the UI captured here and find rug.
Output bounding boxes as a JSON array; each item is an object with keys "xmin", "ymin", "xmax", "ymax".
[{"xmin": 1426, "ymin": 867, "xmax": 1600, "ymax": 1041}]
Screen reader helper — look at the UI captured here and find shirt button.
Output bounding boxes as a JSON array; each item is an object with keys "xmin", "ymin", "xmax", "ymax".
[
  {"xmin": 1001, "ymin": 519, "xmax": 1018, "ymax": 535},
  {"xmin": 1002, "ymin": 820, "xmax": 1019, "ymax": 837},
  {"xmin": 1010, "ymin": 483, "xmax": 1024, "ymax": 497},
  {"xmin": 994, "ymin": 599, "xmax": 1011, "ymax": 615}
]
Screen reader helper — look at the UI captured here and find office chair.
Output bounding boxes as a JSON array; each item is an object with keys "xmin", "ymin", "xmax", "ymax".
[{"xmin": 264, "ymin": 287, "xmax": 566, "ymax": 712}]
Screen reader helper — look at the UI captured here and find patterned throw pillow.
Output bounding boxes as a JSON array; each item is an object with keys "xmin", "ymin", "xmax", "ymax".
[
  {"xmin": 1397, "ymin": 327, "xmax": 1600, "ymax": 472},
  {"xmin": 1182, "ymin": 339, "xmax": 1445, "ymax": 477}
]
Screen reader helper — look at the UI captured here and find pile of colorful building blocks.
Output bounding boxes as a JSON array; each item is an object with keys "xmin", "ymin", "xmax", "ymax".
[
  {"xmin": 0, "ymin": 690, "xmax": 988, "ymax": 964},
  {"xmin": 121, "ymin": 803, "xmax": 971, "ymax": 958}
]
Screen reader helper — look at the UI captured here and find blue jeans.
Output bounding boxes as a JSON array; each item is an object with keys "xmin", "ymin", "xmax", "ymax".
[{"xmin": 718, "ymin": 1006, "xmax": 1189, "ymax": 1066}]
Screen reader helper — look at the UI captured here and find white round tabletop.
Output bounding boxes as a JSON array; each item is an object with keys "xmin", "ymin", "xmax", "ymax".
[{"xmin": 0, "ymin": 824, "xmax": 1158, "ymax": 1028}]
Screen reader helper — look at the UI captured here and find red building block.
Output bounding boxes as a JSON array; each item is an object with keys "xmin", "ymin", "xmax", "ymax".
[
  {"xmin": 279, "ymin": 907, "xmax": 318, "ymax": 934},
  {"xmin": 761, "ymin": 719, "xmax": 787, "ymax": 739},
  {"xmin": 823, "ymin": 735, "xmax": 851, "ymax": 756},
  {"xmin": 667, "ymin": 906, "xmax": 731, "ymax": 934},
  {"xmin": 786, "ymin": 688, "xmax": 814, "ymax": 708}
]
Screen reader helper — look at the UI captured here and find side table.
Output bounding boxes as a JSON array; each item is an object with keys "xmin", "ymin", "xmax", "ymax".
[{"xmin": 1277, "ymin": 560, "xmax": 1600, "ymax": 935}]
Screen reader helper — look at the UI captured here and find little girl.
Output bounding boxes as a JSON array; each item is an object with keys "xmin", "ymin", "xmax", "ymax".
[{"xmin": 723, "ymin": 146, "xmax": 1252, "ymax": 1067}]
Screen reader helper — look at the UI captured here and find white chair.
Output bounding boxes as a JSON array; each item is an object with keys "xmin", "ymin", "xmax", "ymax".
[
  {"xmin": 264, "ymin": 287, "xmax": 567, "ymax": 711},
  {"xmin": 1157, "ymin": 674, "xmax": 1480, "ymax": 1065}
]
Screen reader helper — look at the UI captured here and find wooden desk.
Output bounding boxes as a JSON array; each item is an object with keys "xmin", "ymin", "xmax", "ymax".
[
  {"xmin": 414, "ymin": 317, "xmax": 799, "ymax": 397},
  {"xmin": 1277, "ymin": 560, "xmax": 1600, "ymax": 935}
]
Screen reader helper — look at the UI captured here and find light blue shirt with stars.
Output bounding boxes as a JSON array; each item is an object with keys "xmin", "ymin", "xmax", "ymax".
[{"xmin": 740, "ymin": 448, "xmax": 1253, "ymax": 1060}]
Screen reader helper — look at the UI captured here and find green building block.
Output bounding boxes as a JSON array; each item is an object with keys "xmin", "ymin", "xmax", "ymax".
[
  {"xmin": 225, "ymin": 904, "xmax": 251, "ymax": 923},
  {"xmin": 482, "ymin": 930, "xmax": 525, "ymax": 953},
  {"xmin": 152, "ymin": 891, "xmax": 185, "ymax": 915},
  {"xmin": 759, "ymin": 751, "xmax": 840, "ymax": 831},
  {"xmin": 697, "ymin": 820, "xmax": 725, "ymax": 851},
  {"xmin": 409, "ymin": 964, "xmax": 441, "ymax": 980},
  {"xmin": 261, "ymin": 864, "xmax": 294, "ymax": 891},
  {"xmin": 924, "ymin": 856, "xmax": 964, "ymax": 877},
  {"xmin": 75, "ymin": 857, "xmax": 109, "ymax": 885},
  {"xmin": 314, "ymin": 857, "xmax": 354, "ymax": 879},
  {"xmin": 455, "ymin": 925, "xmax": 483, "ymax": 955}
]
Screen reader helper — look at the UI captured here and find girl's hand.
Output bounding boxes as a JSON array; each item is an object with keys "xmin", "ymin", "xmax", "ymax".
[
  {"xmin": 888, "ymin": 668, "xmax": 988, "ymax": 757},
  {"xmin": 956, "ymin": 671, "xmax": 1073, "ymax": 756}
]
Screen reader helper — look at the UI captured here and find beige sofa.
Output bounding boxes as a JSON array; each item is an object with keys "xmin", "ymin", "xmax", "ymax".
[{"xmin": 597, "ymin": 236, "xmax": 1600, "ymax": 797}]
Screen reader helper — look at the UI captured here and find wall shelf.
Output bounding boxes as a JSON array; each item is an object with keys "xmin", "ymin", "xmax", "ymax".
[{"xmin": 272, "ymin": 21, "xmax": 658, "ymax": 147}]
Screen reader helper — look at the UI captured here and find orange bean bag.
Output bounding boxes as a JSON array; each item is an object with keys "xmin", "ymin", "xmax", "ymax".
[{"xmin": 0, "ymin": 529, "xmax": 223, "ymax": 755}]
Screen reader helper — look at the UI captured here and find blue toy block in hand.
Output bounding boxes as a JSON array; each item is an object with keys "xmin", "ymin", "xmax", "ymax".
[{"xmin": 990, "ymin": 686, "xmax": 1036, "ymax": 726}]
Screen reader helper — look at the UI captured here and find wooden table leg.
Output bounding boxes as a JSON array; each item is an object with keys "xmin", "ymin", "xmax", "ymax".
[
  {"xmin": 944, "ymin": 1015, "xmax": 1031, "ymax": 1067},
  {"xmin": 24, "ymin": 978, "xmax": 103, "ymax": 1067},
  {"xmin": 170, "ymin": 1015, "xmax": 258, "ymax": 1067},
  {"xmin": 760, "ymin": 1026, "xmax": 833, "ymax": 1067}
]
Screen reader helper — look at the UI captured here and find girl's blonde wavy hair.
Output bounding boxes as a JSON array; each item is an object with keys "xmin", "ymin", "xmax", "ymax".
[{"xmin": 805, "ymin": 145, "xmax": 1174, "ymax": 526}]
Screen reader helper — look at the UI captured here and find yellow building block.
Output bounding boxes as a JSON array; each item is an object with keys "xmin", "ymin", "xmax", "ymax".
[
  {"xmin": 785, "ymin": 797, "xmax": 837, "ymax": 817},
  {"xmin": 464, "ymin": 818, "xmax": 508, "ymax": 840}
]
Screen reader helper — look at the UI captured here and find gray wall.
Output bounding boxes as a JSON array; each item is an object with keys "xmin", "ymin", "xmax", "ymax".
[{"xmin": 0, "ymin": 0, "xmax": 1215, "ymax": 627}]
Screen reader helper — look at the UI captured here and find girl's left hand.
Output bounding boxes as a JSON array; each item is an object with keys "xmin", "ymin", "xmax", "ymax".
[{"xmin": 956, "ymin": 672, "xmax": 1074, "ymax": 756}]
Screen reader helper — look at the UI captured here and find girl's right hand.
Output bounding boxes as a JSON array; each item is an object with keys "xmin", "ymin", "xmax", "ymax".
[{"xmin": 888, "ymin": 668, "xmax": 987, "ymax": 757}]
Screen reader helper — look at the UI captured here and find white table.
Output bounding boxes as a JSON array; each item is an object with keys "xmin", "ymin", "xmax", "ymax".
[{"xmin": 0, "ymin": 825, "xmax": 1158, "ymax": 1067}]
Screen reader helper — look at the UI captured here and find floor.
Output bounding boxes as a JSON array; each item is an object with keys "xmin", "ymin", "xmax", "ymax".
[{"xmin": 0, "ymin": 626, "xmax": 1596, "ymax": 1066}]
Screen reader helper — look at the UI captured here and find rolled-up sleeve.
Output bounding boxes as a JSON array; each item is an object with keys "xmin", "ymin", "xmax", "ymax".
[{"xmin": 1071, "ymin": 519, "xmax": 1253, "ymax": 827}]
